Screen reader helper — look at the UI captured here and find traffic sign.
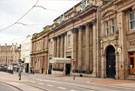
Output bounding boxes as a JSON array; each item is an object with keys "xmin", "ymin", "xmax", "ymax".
[
  {"xmin": 18, "ymin": 59, "xmax": 22, "ymax": 63},
  {"xmin": 22, "ymin": 58, "xmax": 26, "ymax": 63},
  {"xmin": 72, "ymin": 58, "xmax": 76, "ymax": 63}
]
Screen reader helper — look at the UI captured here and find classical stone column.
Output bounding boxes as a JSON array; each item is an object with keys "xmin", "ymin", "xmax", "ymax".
[
  {"xmin": 62, "ymin": 34, "xmax": 65, "ymax": 57},
  {"xmin": 60, "ymin": 35, "xmax": 64, "ymax": 69},
  {"xmin": 78, "ymin": 26, "xmax": 83, "ymax": 71},
  {"xmin": 72, "ymin": 28, "xmax": 77, "ymax": 59},
  {"xmin": 53, "ymin": 37, "xmax": 57, "ymax": 57},
  {"xmin": 89, "ymin": 25, "xmax": 93, "ymax": 72},
  {"xmin": 85, "ymin": 23, "xmax": 90, "ymax": 71},
  {"xmin": 57, "ymin": 36, "xmax": 60, "ymax": 57},
  {"xmin": 92, "ymin": 23, "xmax": 97, "ymax": 76},
  {"xmin": 60, "ymin": 35, "xmax": 64, "ymax": 58}
]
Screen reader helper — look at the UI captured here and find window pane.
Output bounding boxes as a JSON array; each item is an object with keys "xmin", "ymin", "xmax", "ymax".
[
  {"xmin": 129, "ymin": 13, "xmax": 135, "ymax": 29},
  {"xmin": 130, "ymin": 13, "xmax": 134, "ymax": 21},
  {"xmin": 130, "ymin": 21, "xmax": 135, "ymax": 29},
  {"xmin": 111, "ymin": 19, "xmax": 115, "ymax": 34},
  {"xmin": 106, "ymin": 22, "xmax": 109, "ymax": 35}
]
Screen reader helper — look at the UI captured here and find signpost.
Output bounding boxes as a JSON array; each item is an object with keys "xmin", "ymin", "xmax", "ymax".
[
  {"xmin": 72, "ymin": 58, "xmax": 76, "ymax": 80},
  {"xmin": 18, "ymin": 58, "xmax": 25, "ymax": 80}
]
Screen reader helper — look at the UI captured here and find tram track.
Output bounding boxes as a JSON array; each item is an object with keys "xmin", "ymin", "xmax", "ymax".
[
  {"xmin": 0, "ymin": 81, "xmax": 23, "ymax": 91},
  {"xmin": 0, "ymin": 81, "xmax": 49, "ymax": 91}
]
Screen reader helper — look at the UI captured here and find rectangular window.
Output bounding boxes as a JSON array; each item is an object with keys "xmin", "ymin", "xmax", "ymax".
[
  {"xmin": 106, "ymin": 21, "xmax": 109, "ymax": 35},
  {"xmin": 129, "ymin": 12, "xmax": 135, "ymax": 30},
  {"xmin": 68, "ymin": 35, "xmax": 71, "ymax": 48},
  {"xmin": 111, "ymin": 19, "xmax": 115, "ymax": 34},
  {"xmin": 130, "ymin": 57, "xmax": 134, "ymax": 69}
]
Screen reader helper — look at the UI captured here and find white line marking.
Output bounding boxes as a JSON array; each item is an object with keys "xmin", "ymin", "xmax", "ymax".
[
  {"xmin": 70, "ymin": 90, "xmax": 77, "ymax": 91},
  {"xmin": 47, "ymin": 84, "xmax": 54, "ymax": 86},
  {"xmin": 58, "ymin": 87, "xmax": 66, "ymax": 89},
  {"xmin": 38, "ymin": 82, "xmax": 44, "ymax": 85}
]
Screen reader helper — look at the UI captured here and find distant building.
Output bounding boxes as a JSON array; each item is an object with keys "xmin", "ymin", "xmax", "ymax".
[
  {"xmin": 0, "ymin": 43, "xmax": 21, "ymax": 70},
  {"xmin": 21, "ymin": 35, "xmax": 32, "ymax": 73}
]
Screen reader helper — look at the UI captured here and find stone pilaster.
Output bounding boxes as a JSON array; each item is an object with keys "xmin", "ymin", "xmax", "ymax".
[
  {"xmin": 101, "ymin": 53, "xmax": 106, "ymax": 78},
  {"xmin": 118, "ymin": 11, "xmax": 127, "ymax": 80},
  {"xmin": 116, "ymin": 53, "xmax": 120, "ymax": 79}
]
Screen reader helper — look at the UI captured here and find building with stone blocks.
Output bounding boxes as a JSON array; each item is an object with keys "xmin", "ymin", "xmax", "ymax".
[
  {"xmin": 31, "ymin": 0, "xmax": 102, "ymax": 76},
  {"xmin": 0, "ymin": 43, "xmax": 21, "ymax": 68},
  {"xmin": 21, "ymin": 35, "xmax": 32, "ymax": 73},
  {"xmin": 31, "ymin": 0, "xmax": 135, "ymax": 80},
  {"xmin": 99, "ymin": 0, "xmax": 135, "ymax": 80},
  {"xmin": 31, "ymin": 27, "xmax": 49, "ymax": 74}
]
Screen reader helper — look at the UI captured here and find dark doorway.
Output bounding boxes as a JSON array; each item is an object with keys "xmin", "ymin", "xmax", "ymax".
[
  {"xmin": 48, "ymin": 64, "xmax": 52, "ymax": 74},
  {"xmin": 66, "ymin": 64, "xmax": 71, "ymax": 75},
  {"xmin": 25, "ymin": 64, "xmax": 29, "ymax": 73},
  {"xmin": 66, "ymin": 56, "xmax": 71, "ymax": 75},
  {"xmin": 106, "ymin": 46, "xmax": 116, "ymax": 78}
]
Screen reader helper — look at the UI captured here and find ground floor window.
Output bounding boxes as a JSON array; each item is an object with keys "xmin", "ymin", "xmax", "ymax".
[{"xmin": 129, "ymin": 52, "xmax": 135, "ymax": 75}]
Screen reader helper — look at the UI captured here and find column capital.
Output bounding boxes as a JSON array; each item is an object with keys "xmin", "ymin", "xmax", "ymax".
[
  {"xmin": 85, "ymin": 22, "xmax": 93, "ymax": 27},
  {"xmin": 63, "ymin": 32, "xmax": 67, "ymax": 35},
  {"xmin": 72, "ymin": 28, "xmax": 78, "ymax": 33},
  {"xmin": 78, "ymin": 25, "xmax": 85, "ymax": 31},
  {"xmin": 53, "ymin": 37, "xmax": 57, "ymax": 40},
  {"xmin": 61, "ymin": 33, "xmax": 65, "ymax": 37}
]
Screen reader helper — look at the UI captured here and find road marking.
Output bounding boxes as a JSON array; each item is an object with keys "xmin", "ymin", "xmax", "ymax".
[
  {"xmin": 70, "ymin": 90, "xmax": 77, "ymax": 91},
  {"xmin": 47, "ymin": 84, "xmax": 54, "ymax": 86},
  {"xmin": 58, "ymin": 87, "xmax": 66, "ymax": 89},
  {"xmin": 38, "ymin": 82, "xmax": 44, "ymax": 85}
]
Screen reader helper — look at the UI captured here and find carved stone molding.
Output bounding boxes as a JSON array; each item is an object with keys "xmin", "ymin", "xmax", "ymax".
[{"xmin": 129, "ymin": 40, "xmax": 135, "ymax": 47}]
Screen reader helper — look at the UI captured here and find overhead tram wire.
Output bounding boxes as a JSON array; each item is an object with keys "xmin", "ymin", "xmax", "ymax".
[
  {"xmin": 34, "ymin": 5, "xmax": 64, "ymax": 13},
  {"xmin": 0, "ymin": 0, "xmax": 39, "ymax": 32},
  {"xmin": 0, "ymin": 0, "xmax": 79, "ymax": 32}
]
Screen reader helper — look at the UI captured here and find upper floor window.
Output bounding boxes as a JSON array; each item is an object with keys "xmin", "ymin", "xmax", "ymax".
[
  {"xmin": 106, "ymin": 21, "xmax": 109, "ymax": 35},
  {"xmin": 111, "ymin": 19, "xmax": 115, "ymax": 34},
  {"xmin": 129, "ymin": 12, "xmax": 135, "ymax": 30},
  {"xmin": 68, "ymin": 35, "xmax": 71, "ymax": 48}
]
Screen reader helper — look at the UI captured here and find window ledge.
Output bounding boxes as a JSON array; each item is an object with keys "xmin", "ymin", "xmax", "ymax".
[{"xmin": 127, "ymin": 29, "xmax": 135, "ymax": 35}]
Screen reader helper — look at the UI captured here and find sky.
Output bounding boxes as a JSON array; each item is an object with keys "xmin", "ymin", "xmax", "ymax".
[{"xmin": 0, "ymin": 0, "xmax": 81, "ymax": 45}]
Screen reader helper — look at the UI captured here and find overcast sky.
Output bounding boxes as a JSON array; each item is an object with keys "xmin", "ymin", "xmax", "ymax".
[{"xmin": 0, "ymin": 0, "xmax": 81, "ymax": 45}]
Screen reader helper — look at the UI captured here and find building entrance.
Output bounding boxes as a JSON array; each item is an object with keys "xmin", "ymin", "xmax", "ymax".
[
  {"xmin": 66, "ymin": 64, "xmax": 71, "ymax": 75},
  {"xmin": 106, "ymin": 46, "xmax": 116, "ymax": 78},
  {"xmin": 129, "ymin": 52, "xmax": 135, "ymax": 75}
]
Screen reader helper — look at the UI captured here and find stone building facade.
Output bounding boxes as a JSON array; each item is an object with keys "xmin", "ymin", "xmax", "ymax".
[
  {"xmin": 31, "ymin": 26, "xmax": 49, "ymax": 74},
  {"xmin": 99, "ymin": 0, "xmax": 135, "ymax": 79},
  {"xmin": 31, "ymin": 0, "xmax": 135, "ymax": 79},
  {"xmin": 0, "ymin": 43, "xmax": 21, "ymax": 66}
]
